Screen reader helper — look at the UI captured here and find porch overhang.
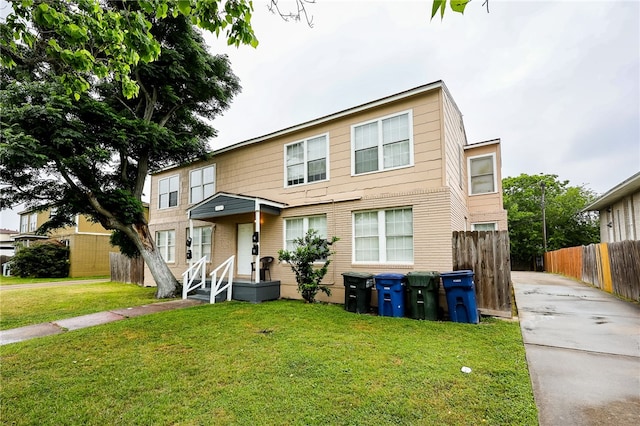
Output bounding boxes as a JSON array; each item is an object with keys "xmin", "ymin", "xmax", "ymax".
[{"xmin": 187, "ymin": 192, "xmax": 286, "ymax": 220}]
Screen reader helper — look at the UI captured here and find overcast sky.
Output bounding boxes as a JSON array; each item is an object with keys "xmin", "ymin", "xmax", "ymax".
[{"xmin": 1, "ymin": 0, "xmax": 638, "ymax": 230}]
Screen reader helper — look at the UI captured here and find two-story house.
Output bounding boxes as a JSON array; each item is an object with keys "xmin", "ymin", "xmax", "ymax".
[
  {"xmin": 13, "ymin": 209, "xmax": 115, "ymax": 277},
  {"xmin": 146, "ymin": 81, "xmax": 508, "ymax": 303}
]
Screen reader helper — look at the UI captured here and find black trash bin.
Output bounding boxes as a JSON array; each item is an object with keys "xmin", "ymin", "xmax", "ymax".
[
  {"xmin": 342, "ymin": 272, "xmax": 374, "ymax": 314},
  {"xmin": 406, "ymin": 271, "xmax": 440, "ymax": 320}
]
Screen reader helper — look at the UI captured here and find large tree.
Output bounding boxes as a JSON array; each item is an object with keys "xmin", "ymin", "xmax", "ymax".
[
  {"xmin": 0, "ymin": 4, "xmax": 241, "ymax": 297},
  {"xmin": 1, "ymin": 0, "xmax": 257, "ymax": 99},
  {"xmin": 503, "ymin": 173, "xmax": 600, "ymax": 270}
]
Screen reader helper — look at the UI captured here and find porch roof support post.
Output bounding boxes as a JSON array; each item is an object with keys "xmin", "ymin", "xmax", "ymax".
[{"xmin": 254, "ymin": 203, "xmax": 260, "ymax": 283}]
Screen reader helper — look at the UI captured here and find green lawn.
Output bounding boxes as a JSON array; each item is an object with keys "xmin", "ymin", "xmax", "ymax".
[
  {"xmin": 0, "ymin": 282, "xmax": 163, "ymax": 330},
  {"xmin": 1, "ymin": 300, "xmax": 538, "ymax": 425}
]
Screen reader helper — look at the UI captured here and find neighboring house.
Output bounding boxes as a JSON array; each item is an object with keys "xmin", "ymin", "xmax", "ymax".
[
  {"xmin": 0, "ymin": 229, "xmax": 17, "ymax": 257},
  {"xmin": 584, "ymin": 171, "xmax": 640, "ymax": 243},
  {"xmin": 13, "ymin": 209, "xmax": 115, "ymax": 277},
  {"xmin": 147, "ymin": 80, "xmax": 508, "ymax": 303}
]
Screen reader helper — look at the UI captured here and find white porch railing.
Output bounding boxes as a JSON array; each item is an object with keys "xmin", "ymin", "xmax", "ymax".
[
  {"xmin": 209, "ymin": 255, "xmax": 235, "ymax": 304},
  {"xmin": 181, "ymin": 256, "xmax": 208, "ymax": 300}
]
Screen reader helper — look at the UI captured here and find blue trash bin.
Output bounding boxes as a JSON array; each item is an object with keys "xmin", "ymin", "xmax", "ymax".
[
  {"xmin": 375, "ymin": 273, "xmax": 406, "ymax": 317},
  {"xmin": 440, "ymin": 270, "xmax": 479, "ymax": 324}
]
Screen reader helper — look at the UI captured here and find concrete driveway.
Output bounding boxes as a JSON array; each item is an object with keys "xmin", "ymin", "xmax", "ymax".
[{"xmin": 512, "ymin": 271, "xmax": 640, "ymax": 426}]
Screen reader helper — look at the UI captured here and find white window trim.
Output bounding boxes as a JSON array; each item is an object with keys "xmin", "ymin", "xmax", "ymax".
[
  {"xmin": 471, "ymin": 222, "xmax": 498, "ymax": 231},
  {"xmin": 156, "ymin": 229, "xmax": 176, "ymax": 263},
  {"xmin": 189, "ymin": 164, "xmax": 216, "ymax": 204},
  {"xmin": 158, "ymin": 174, "xmax": 180, "ymax": 210},
  {"xmin": 351, "ymin": 207, "xmax": 414, "ymax": 265},
  {"xmin": 467, "ymin": 153, "xmax": 498, "ymax": 196},
  {"xmin": 283, "ymin": 133, "xmax": 330, "ymax": 188},
  {"xmin": 350, "ymin": 109, "xmax": 414, "ymax": 176}
]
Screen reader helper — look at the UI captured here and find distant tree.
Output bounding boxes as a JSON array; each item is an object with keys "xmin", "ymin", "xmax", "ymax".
[
  {"xmin": 0, "ymin": 11, "xmax": 241, "ymax": 298},
  {"xmin": 503, "ymin": 174, "xmax": 599, "ymax": 269}
]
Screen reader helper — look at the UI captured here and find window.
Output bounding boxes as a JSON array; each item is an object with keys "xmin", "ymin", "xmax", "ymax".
[
  {"xmin": 353, "ymin": 208, "xmax": 413, "ymax": 263},
  {"xmin": 156, "ymin": 230, "xmax": 175, "ymax": 263},
  {"xmin": 158, "ymin": 175, "xmax": 179, "ymax": 209},
  {"xmin": 188, "ymin": 226, "xmax": 212, "ymax": 261},
  {"xmin": 469, "ymin": 154, "xmax": 496, "ymax": 195},
  {"xmin": 285, "ymin": 135, "xmax": 328, "ymax": 186},
  {"xmin": 284, "ymin": 215, "xmax": 327, "ymax": 251},
  {"xmin": 190, "ymin": 165, "xmax": 215, "ymax": 204},
  {"xmin": 352, "ymin": 111, "xmax": 413, "ymax": 175},
  {"xmin": 29, "ymin": 213, "xmax": 37, "ymax": 232},
  {"xmin": 20, "ymin": 215, "xmax": 28, "ymax": 233},
  {"xmin": 472, "ymin": 222, "xmax": 497, "ymax": 231}
]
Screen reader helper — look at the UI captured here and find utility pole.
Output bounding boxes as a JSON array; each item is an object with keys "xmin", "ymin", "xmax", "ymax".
[{"xmin": 541, "ymin": 181, "xmax": 547, "ymax": 253}]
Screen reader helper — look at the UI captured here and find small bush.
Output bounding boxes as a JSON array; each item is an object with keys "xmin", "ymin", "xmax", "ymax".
[
  {"xmin": 10, "ymin": 242, "xmax": 70, "ymax": 278},
  {"xmin": 278, "ymin": 230, "xmax": 339, "ymax": 303}
]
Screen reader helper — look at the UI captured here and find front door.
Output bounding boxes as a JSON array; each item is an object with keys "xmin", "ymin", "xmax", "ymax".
[{"xmin": 237, "ymin": 223, "xmax": 254, "ymax": 276}]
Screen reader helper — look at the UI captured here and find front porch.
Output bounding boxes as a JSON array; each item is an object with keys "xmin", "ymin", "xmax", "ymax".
[{"xmin": 186, "ymin": 279, "xmax": 281, "ymax": 304}]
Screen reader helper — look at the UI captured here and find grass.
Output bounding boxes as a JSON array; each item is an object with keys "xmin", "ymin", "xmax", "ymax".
[
  {"xmin": 0, "ymin": 282, "xmax": 165, "ymax": 330},
  {"xmin": 0, "ymin": 275, "xmax": 110, "ymax": 285},
  {"xmin": 0, "ymin": 300, "xmax": 538, "ymax": 425}
]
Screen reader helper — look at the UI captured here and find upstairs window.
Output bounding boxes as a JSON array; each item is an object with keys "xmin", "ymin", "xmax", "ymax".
[
  {"xmin": 158, "ymin": 175, "xmax": 179, "ymax": 209},
  {"xmin": 285, "ymin": 135, "xmax": 328, "ymax": 186},
  {"xmin": 352, "ymin": 111, "xmax": 413, "ymax": 175},
  {"xmin": 20, "ymin": 215, "xmax": 28, "ymax": 233},
  {"xmin": 190, "ymin": 165, "xmax": 216, "ymax": 204},
  {"xmin": 29, "ymin": 213, "xmax": 37, "ymax": 232},
  {"xmin": 353, "ymin": 207, "xmax": 413, "ymax": 263},
  {"xmin": 469, "ymin": 154, "xmax": 496, "ymax": 195}
]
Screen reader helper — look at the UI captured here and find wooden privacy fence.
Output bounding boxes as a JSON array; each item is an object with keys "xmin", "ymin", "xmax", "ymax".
[
  {"xmin": 452, "ymin": 231, "xmax": 512, "ymax": 316},
  {"xmin": 545, "ymin": 240, "xmax": 640, "ymax": 302},
  {"xmin": 110, "ymin": 252, "xmax": 144, "ymax": 285}
]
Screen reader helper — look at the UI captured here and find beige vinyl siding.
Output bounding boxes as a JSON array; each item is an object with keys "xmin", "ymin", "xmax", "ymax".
[
  {"xmin": 465, "ymin": 142, "xmax": 508, "ymax": 230},
  {"xmin": 441, "ymin": 88, "xmax": 469, "ymax": 231}
]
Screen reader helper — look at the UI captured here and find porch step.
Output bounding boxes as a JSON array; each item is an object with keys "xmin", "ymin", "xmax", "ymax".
[
  {"xmin": 183, "ymin": 279, "xmax": 281, "ymax": 304},
  {"xmin": 184, "ymin": 280, "xmax": 229, "ymax": 303}
]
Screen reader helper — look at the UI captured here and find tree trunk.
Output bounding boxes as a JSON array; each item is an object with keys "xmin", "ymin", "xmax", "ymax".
[
  {"xmin": 139, "ymin": 245, "xmax": 179, "ymax": 298},
  {"xmin": 120, "ymin": 221, "xmax": 179, "ymax": 299}
]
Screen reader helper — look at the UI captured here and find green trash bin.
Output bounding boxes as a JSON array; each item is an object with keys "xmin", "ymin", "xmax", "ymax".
[
  {"xmin": 342, "ymin": 272, "xmax": 374, "ymax": 314},
  {"xmin": 406, "ymin": 271, "xmax": 440, "ymax": 320}
]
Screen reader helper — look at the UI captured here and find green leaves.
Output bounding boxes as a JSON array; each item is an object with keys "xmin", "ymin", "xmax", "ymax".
[
  {"xmin": 431, "ymin": 0, "xmax": 471, "ymax": 19},
  {"xmin": 503, "ymin": 173, "xmax": 599, "ymax": 266},
  {"xmin": 278, "ymin": 230, "xmax": 340, "ymax": 303},
  {"xmin": 2, "ymin": 0, "xmax": 257, "ymax": 100}
]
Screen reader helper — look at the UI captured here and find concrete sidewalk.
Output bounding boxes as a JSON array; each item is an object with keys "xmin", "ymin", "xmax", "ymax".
[
  {"xmin": 512, "ymin": 271, "xmax": 640, "ymax": 426},
  {"xmin": 0, "ymin": 299, "xmax": 203, "ymax": 346}
]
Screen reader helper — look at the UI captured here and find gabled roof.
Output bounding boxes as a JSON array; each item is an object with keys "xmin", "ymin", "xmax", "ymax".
[
  {"xmin": 188, "ymin": 192, "xmax": 286, "ymax": 220},
  {"xmin": 583, "ymin": 172, "xmax": 640, "ymax": 211}
]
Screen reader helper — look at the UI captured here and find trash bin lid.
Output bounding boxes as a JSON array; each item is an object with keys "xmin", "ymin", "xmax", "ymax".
[
  {"xmin": 440, "ymin": 270, "xmax": 474, "ymax": 277},
  {"xmin": 341, "ymin": 272, "xmax": 374, "ymax": 278},
  {"xmin": 406, "ymin": 271, "xmax": 440, "ymax": 287},
  {"xmin": 374, "ymin": 273, "xmax": 406, "ymax": 280}
]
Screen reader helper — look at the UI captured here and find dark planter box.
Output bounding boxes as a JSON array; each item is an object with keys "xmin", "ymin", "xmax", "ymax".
[{"xmin": 232, "ymin": 281, "xmax": 281, "ymax": 303}]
